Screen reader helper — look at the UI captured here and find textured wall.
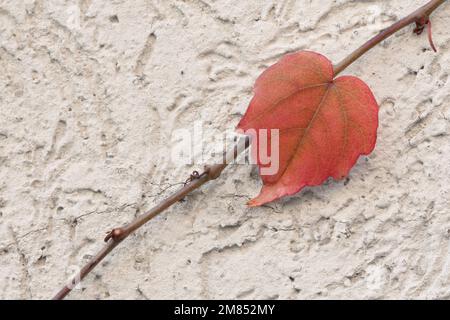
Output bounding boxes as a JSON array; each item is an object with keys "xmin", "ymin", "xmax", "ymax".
[{"xmin": 1, "ymin": 0, "xmax": 449, "ymax": 299}]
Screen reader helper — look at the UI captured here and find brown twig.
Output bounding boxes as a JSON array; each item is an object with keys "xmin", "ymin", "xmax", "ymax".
[
  {"xmin": 52, "ymin": 0, "xmax": 446, "ymax": 300},
  {"xmin": 333, "ymin": 0, "xmax": 446, "ymax": 75},
  {"xmin": 52, "ymin": 136, "xmax": 250, "ymax": 299}
]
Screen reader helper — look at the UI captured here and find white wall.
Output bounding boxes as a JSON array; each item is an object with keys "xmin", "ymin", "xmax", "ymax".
[{"xmin": 0, "ymin": 0, "xmax": 449, "ymax": 299}]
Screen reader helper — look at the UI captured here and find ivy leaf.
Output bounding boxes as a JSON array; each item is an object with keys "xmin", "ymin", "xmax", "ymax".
[{"xmin": 238, "ymin": 51, "xmax": 379, "ymax": 207}]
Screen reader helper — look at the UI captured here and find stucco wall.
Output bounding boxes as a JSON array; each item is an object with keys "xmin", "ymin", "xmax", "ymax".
[{"xmin": 1, "ymin": 0, "xmax": 449, "ymax": 299}]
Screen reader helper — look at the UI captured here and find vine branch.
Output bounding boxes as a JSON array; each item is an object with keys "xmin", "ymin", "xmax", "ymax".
[
  {"xmin": 52, "ymin": 0, "xmax": 447, "ymax": 300},
  {"xmin": 333, "ymin": 0, "xmax": 446, "ymax": 75}
]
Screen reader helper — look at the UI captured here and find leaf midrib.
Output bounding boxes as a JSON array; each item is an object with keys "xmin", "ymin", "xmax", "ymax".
[
  {"xmin": 270, "ymin": 83, "xmax": 334, "ymax": 185},
  {"xmin": 243, "ymin": 82, "xmax": 330, "ymax": 128}
]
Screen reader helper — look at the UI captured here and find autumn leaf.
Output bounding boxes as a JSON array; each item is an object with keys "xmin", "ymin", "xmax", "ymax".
[{"xmin": 238, "ymin": 51, "xmax": 379, "ymax": 207}]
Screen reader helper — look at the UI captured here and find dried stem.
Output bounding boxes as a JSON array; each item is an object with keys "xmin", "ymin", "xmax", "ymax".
[
  {"xmin": 52, "ymin": 0, "xmax": 447, "ymax": 300},
  {"xmin": 52, "ymin": 137, "xmax": 250, "ymax": 300},
  {"xmin": 334, "ymin": 0, "xmax": 446, "ymax": 75}
]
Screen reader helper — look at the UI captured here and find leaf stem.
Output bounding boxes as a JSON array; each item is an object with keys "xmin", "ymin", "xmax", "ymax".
[
  {"xmin": 334, "ymin": 0, "xmax": 447, "ymax": 76},
  {"xmin": 52, "ymin": 0, "xmax": 447, "ymax": 300}
]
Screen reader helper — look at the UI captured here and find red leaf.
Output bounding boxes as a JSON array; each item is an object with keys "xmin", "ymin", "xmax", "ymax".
[{"xmin": 237, "ymin": 51, "xmax": 379, "ymax": 207}]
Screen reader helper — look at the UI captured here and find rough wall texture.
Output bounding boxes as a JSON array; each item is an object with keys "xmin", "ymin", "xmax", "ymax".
[{"xmin": 1, "ymin": 0, "xmax": 449, "ymax": 300}]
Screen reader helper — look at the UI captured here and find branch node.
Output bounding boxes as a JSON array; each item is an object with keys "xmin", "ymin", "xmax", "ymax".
[
  {"xmin": 413, "ymin": 16, "xmax": 429, "ymax": 35},
  {"xmin": 204, "ymin": 164, "xmax": 225, "ymax": 180},
  {"xmin": 104, "ymin": 228, "xmax": 126, "ymax": 242}
]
